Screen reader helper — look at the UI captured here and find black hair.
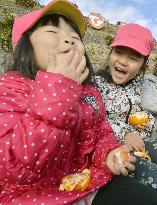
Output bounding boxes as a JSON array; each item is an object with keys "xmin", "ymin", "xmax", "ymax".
[{"xmin": 10, "ymin": 14, "xmax": 95, "ymax": 85}]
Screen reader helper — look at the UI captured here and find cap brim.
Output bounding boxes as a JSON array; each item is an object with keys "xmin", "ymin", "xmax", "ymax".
[
  {"xmin": 111, "ymin": 40, "xmax": 149, "ymax": 56},
  {"xmin": 31, "ymin": 0, "xmax": 86, "ymax": 38}
]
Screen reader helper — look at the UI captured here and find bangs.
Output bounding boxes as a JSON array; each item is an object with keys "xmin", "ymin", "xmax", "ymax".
[
  {"xmin": 29, "ymin": 14, "xmax": 81, "ymax": 38},
  {"xmin": 36, "ymin": 14, "xmax": 60, "ymax": 27}
]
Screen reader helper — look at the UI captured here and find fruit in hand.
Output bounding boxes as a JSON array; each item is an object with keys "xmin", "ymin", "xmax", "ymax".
[
  {"xmin": 59, "ymin": 169, "xmax": 91, "ymax": 192},
  {"xmin": 129, "ymin": 112, "xmax": 148, "ymax": 126},
  {"xmin": 113, "ymin": 151, "xmax": 129, "ymax": 166},
  {"xmin": 134, "ymin": 150, "xmax": 151, "ymax": 161}
]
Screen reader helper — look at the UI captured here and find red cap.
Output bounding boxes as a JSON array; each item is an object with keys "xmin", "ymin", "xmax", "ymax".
[
  {"xmin": 111, "ymin": 23, "xmax": 155, "ymax": 56},
  {"xmin": 12, "ymin": 0, "xmax": 86, "ymax": 48}
]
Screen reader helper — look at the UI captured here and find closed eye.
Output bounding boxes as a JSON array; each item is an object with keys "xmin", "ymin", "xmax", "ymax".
[
  {"xmin": 131, "ymin": 57, "xmax": 138, "ymax": 61},
  {"xmin": 115, "ymin": 50, "xmax": 122, "ymax": 54},
  {"xmin": 72, "ymin": 36, "xmax": 80, "ymax": 40},
  {"xmin": 130, "ymin": 56, "xmax": 140, "ymax": 62},
  {"xmin": 46, "ymin": 31, "xmax": 57, "ymax": 33}
]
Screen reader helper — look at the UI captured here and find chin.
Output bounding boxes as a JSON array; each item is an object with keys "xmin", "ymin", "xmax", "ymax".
[
  {"xmin": 112, "ymin": 77, "xmax": 124, "ymax": 85},
  {"xmin": 112, "ymin": 75, "xmax": 128, "ymax": 85}
]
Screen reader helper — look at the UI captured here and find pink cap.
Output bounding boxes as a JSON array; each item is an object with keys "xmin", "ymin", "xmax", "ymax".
[
  {"xmin": 12, "ymin": 0, "xmax": 86, "ymax": 48},
  {"xmin": 111, "ymin": 23, "xmax": 155, "ymax": 56}
]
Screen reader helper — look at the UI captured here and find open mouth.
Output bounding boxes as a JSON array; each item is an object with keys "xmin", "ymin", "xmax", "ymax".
[{"xmin": 115, "ymin": 67, "xmax": 127, "ymax": 75}]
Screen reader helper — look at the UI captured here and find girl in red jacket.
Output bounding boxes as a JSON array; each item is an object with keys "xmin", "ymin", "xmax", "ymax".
[{"xmin": 0, "ymin": 0, "xmax": 157, "ymax": 205}]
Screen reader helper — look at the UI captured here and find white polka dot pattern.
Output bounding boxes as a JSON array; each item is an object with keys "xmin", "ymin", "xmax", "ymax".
[{"xmin": 0, "ymin": 71, "xmax": 119, "ymax": 204}]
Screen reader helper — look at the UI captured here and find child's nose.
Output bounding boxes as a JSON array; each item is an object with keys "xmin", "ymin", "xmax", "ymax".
[
  {"xmin": 63, "ymin": 35, "xmax": 74, "ymax": 45},
  {"xmin": 119, "ymin": 56, "xmax": 128, "ymax": 65},
  {"xmin": 64, "ymin": 39, "xmax": 74, "ymax": 45}
]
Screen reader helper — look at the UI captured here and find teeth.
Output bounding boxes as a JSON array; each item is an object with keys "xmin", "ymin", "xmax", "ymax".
[{"xmin": 116, "ymin": 67, "xmax": 125, "ymax": 72}]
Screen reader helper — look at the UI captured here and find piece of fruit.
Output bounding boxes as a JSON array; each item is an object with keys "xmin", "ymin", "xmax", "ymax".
[
  {"xmin": 129, "ymin": 112, "xmax": 148, "ymax": 126},
  {"xmin": 75, "ymin": 169, "xmax": 92, "ymax": 191},
  {"xmin": 59, "ymin": 174, "xmax": 77, "ymax": 192},
  {"xmin": 134, "ymin": 150, "xmax": 151, "ymax": 161},
  {"xmin": 59, "ymin": 169, "xmax": 91, "ymax": 192},
  {"xmin": 113, "ymin": 151, "xmax": 129, "ymax": 166}
]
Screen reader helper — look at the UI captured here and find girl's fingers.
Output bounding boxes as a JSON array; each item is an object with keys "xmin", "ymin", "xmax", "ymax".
[
  {"xmin": 79, "ymin": 68, "xmax": 89, "ymax": 83},
  {"xmin": 70, "ymin": 51, "xmax": 81, "ymax": 68},
  {"xmin": 139, "ymin": 141, "xmax": 145, "ymax": 149},
  {"xmin": 136, "ymin": 143, "xmax": 144, "ymax": 151},
  {"xmin": 114, "ymin": 156, "xmax": 136, "ymax": 176},
  {"xmin": 124, "ymin": 143, "xmax": 134, "ymax": 151},
  {"xmin": 136, "ymin": 123, "xmax": 149, "ymax": 130},
  {"xmin": 127, "ymin": 142, "xmax": 144, "ymax": 152},
  {"xmin": 119, "ymin": 166, "xmax": 128, "ymax": 176},
  {"xmin": 136, "ymin": 125, "xmax": 145, "ymax": 130},
  {"xmin": 121, "ymin": 145, "xmax": 130, "ymax": 152},
  {"xmin": 126, "ymin": 143, "xmax": 137, "ymax": 151},
  {"xmin": 128, "ymin": 155, "xmax": 136, "ymax": 163},
  {"xmin": 76, "ymin": 56, "xmax": 86, "ymax": 74},
  {"xmin": 128, "ymin": 145, "xmax": 134, "ymax": 152},
  {"xmin": 114, "ymin": 163, "xmax": 121, "ymax": 175},
  {"xmin": 64, "ymin": 50, "xmax": 75, "ymax": 65},
  {"xmin": 136, "ymin": 138, "xmax": 145, "ymax": 150},
  {"xmin": 143, "ymin": 123, "xmax": 149, "ymax": 128},
  {"xmin": 136, "ymin": 125, "xmax": 144, "ymax": 130},
  {"xmin": 132, "ymin": 144, "xmax": 140, "ymax": 152},
  {"xmin": 125, "ymin": 162, "xmax": 135, "ymax": 172}
]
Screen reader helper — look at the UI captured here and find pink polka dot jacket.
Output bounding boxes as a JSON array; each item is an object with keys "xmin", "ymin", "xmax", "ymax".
[{"xmin": 0, "ymin": 71, "xmax": 119, "ymax": 205}]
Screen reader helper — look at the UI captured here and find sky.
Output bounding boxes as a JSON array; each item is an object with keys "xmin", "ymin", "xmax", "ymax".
[{"xmin": 39, "ymin": 0, "xmax": 157, "ymax": 39}]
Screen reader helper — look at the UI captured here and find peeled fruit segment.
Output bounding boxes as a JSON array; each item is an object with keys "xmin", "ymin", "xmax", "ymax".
[
  {"xmin": 59, "ymin": 175, "xmax": 76, "ymax": 192},
  {"xmin": 113, "ymin": 151, "xmax": 129, "ymax": 166},
  {"xmin": 75, "ymin": 170, "xmax": 92, "ymax": 191},
  {"xmin": 134, "ymin": 150, "xmax": 151, "ymax": 161},
  {"xmin": 129, "ymin": 112, "xmax": 148, "ymax": 126},
  {"xmin": 59, "ymin": 169, "xmax": 91, "ymax": 192}
]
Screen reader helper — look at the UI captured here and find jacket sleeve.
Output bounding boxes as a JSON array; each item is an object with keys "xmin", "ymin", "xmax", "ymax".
[
  {"xmin": 92, "ymin": 120, "xmax": 120, "ymax": 173},
  {"xmin": 0, "ymin": 71, "xmax": 83, "ymax": 183},
  {"xmin": 28, "ymin": 71, "xmax": 83, "ymax": 128},
  {"xmin": 91, "ymin": 89, "xmax": 120, "ymax": 172},
  {"xmin": 75, "ymin": 86, "xmax": 120, "ymax": 174}
]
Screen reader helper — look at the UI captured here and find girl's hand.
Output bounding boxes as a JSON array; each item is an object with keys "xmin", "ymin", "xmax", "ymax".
[
  {"xmin": 124, "ymin": 132, "xmax": 145, "ymax": 151},
  {"xmin": 47, "ymin": 50, "xmax": 89, "ymax": 83},
  {"xmin": 106, "ymin": 145, "xmax": 136, "ymax": 176},
  {"xmin": 135, "ymin": 122, "xmax": 149, "ymax": 131}
]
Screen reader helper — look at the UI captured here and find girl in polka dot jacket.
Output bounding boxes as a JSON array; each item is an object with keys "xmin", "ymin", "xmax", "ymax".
[{"xmin": 2, "ymin": 1, "xmax": 157, "ymax": 205}]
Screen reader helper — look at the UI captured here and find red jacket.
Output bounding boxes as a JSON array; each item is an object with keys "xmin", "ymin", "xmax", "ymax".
[{"xmin": 0, "ymin": 71, "xmax": 119, "ymax": 205}]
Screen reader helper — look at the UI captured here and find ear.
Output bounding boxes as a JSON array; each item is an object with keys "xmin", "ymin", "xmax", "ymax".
[{"xmin": 144, "ymin": 58, "xmax": 149, "ymax": 66}]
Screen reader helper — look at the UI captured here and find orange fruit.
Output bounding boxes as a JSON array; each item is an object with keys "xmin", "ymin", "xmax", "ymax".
[
  {"xmin": 75, "ymin": 169, "xmax": 92, "ymax": 191},
  {"xmin": 134, "ymin": 150, "xmax": 151, "ymax": 161},
  {"xmin": 59, "ymin": 169, "xmax": 91, "ymax": 192},
  {"xmin": 59, "ymin": 174, "xmax": 77, "ymax": 192},
  {"xmin": 129, "ymin": 112, "xmax": 148, "ymax": 126},
  {"xmin": 113, "ymin": 151, "xmax": 129, "ymax": 166}
]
